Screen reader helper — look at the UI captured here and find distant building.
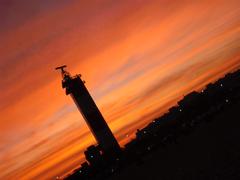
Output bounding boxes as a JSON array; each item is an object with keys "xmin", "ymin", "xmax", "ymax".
[
  {"xmin": 84, "ymin": 145, "xmax": 103, "ymax": 166},
  {"xmin": 178, "ymin": 91, "xmax": 199, "ymax": 108}
]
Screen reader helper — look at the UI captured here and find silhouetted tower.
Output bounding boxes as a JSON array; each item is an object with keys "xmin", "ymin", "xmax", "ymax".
[{"xmin": 56, "ymin": 65, "xmax": 121, "ymax": 156}]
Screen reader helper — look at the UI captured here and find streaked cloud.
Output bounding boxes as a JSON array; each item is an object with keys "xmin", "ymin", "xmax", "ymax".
[{"xmin": 0, "ymin": 0, "xmax": 240, "ymax": 179}]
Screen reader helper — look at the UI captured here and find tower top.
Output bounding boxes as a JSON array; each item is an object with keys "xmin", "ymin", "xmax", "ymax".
[
  {"xmin": 55, "ymin": 65, "xmax": 70, "ymax": 78},
  {"xmin": 55, "ymin": 65, "xmax": 67, "ymax": 73}
]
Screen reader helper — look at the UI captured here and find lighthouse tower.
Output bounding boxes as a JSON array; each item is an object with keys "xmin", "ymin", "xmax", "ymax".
[{"xmin": 56, "ymin": 65, "xmax": 121, "ymax": 156}]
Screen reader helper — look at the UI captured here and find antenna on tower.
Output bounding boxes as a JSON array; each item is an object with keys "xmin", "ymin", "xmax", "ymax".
[
  {"xmin": 55, "ymin": 65, "xmax": 69, "ymax": 77},
  {"xmin": 55, "ymin": 65, "xmax": 67, "ymax": 73}
]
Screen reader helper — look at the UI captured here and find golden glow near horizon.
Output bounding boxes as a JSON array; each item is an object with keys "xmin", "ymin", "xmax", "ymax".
[{"xmin": 0, "ymin": 0, "xmax": 240, "ymax": 179}]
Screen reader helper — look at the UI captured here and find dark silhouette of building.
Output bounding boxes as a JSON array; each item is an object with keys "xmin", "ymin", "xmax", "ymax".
[
  {"xmin": 56, "ymin": 65, "xmax": 121, "ymax": 157},
  {"xmin": 84, "ymin": 145, "xmax": 103, "ymax": 167},
  {"xmin": 60, "ymin": 67, "xmax": 240, "ymax": 180}
]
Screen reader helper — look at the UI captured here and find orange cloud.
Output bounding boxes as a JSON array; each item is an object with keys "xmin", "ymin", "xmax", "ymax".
[{"xmin": 0, "ymin": 0, "xmax": 240, "ymax": 179}]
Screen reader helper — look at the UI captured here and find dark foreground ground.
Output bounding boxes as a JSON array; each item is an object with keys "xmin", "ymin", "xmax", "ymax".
[{"xmin": 110, "ymin": 101, "xmax": 240, "ymax": 180}]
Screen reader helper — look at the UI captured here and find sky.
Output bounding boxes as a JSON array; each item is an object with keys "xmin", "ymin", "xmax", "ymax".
[{"xmin": 0, "ymin": 0, "xmax": 240, "ymax": 179}]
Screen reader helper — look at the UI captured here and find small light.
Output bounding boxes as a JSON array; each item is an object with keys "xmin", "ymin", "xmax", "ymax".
[
  {"xmin": 147, "ymin": 147, "xmax": 151, "ymax": 151},
  {"xmin": 220, "ymin": 84, "xmax": 223, "ymax": 87},
  {"xmin": 144, "ymin": 131, "xmax": 146, "ymax": 134},
  {"xmin": 126, "ymin": 134, "xmax": 129, "ymax": 137},
  {"xmin": 179, "ymin": 109, "xmax": 182, "ymax": 112},
  {"xmin": 153, "ymin": 120, "xmax": 155, "ymax": 123},
  {"xmin": 90, "ymin": 155, "xmax": 93, "ymax": 158},
  {"xmin": 226, "ymin": 99, "xmax": 229, "ymax": 103}
]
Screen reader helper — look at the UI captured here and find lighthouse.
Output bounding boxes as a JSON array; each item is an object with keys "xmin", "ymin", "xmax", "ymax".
[{"xmin": 56, "ymin": 65, "xmax": 121, "ymax": 156}]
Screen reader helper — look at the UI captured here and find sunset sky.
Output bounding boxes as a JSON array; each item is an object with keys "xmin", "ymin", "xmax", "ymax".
[{"xmin": 0, "ymin": 0, "xmax": 240, "ymax": 179}]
